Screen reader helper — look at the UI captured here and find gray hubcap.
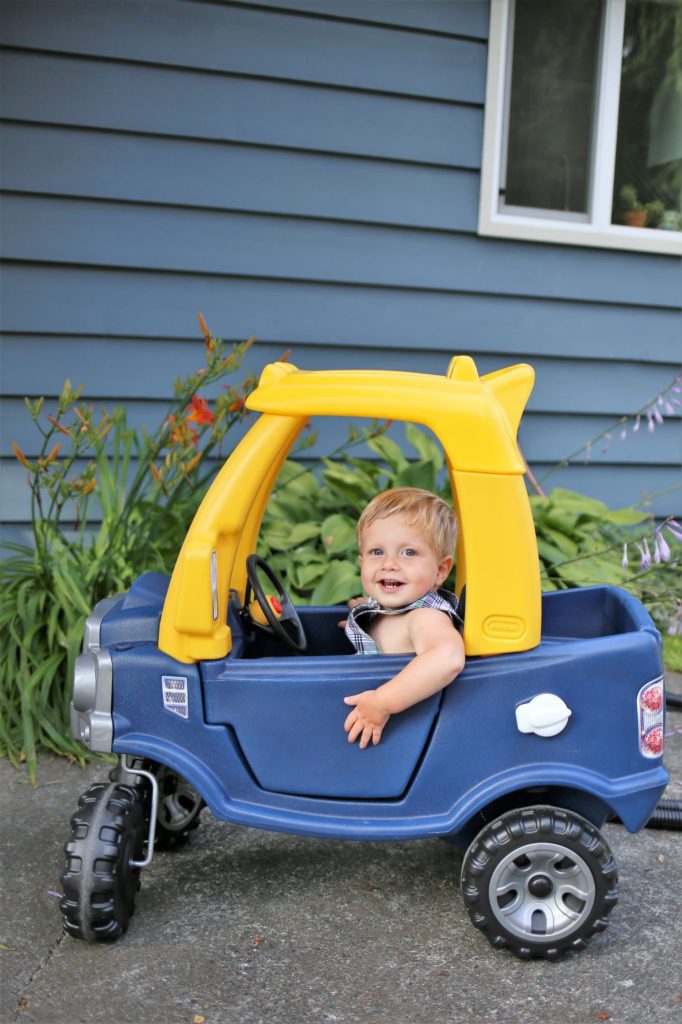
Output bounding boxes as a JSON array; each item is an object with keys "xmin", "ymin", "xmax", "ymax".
[
  {"xmin": 156, "ymin": 768, "xmax": 202, "ymax": 832},
  {"xmin": 489, "ymin": 842, "xmax": 596, "ymax": 941}
]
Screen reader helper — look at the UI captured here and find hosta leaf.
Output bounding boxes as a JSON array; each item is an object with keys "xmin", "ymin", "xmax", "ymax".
[
  {"xmin": 405, "ymin": 423, "xmax": 443, "ymax": 467},
  {"xmin": 320, "ymin": 514, "xmax": 357, "ymax": 555},
  {"xmin": 367, "ymin": 434, "xmax": 407, "ymax": 472},
  {"xmin": 288, "ymin": 522, "xmax": 323, "ymax": 546},
  {"xmin": 310, "ymin": 560, "xmax": 361, "ymax": 606}
]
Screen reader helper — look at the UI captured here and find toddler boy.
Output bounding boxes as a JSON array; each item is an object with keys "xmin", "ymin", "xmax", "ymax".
[{"xmin": 343, "ymin": 487, "xmax": 465, "ymax": 748}]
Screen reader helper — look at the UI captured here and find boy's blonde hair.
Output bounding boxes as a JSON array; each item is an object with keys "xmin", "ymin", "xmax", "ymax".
[{"xmin": 357, "ymin": 487, "xmax": 457, "ymax": 560}]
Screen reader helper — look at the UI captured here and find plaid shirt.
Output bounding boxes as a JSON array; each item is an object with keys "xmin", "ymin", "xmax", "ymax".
[{"xmin": 344, "ymin": 589, "xmax": 462, "ymax": 655}]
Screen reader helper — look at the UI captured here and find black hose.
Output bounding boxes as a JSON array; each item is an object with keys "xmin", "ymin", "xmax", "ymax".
[
  {"xmin": 645, "ymin": 799, "xmax": 682, "ymax": 830},
  {"xmin": 666, "ymin": 691, "xmax": 682, "ymax": 710}
]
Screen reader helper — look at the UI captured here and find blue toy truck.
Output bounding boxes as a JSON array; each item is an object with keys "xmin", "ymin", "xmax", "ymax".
[{"xmin": 61, "ymin": 357, "xmax": 668, "ymax": 959}]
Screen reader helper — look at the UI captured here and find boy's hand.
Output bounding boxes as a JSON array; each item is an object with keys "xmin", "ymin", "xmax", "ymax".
[
  {"xmin": 338, "ymin": 595, "xmax": 368, "ymax": 629},
  {"xmin": 343, "ymin": 691, "xmax": 391, "ymax": 748}
]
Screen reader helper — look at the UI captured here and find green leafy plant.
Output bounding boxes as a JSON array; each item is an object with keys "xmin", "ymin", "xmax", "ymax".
[
  {"xmin": 619, "ymin": 183, "xmax": 644, "ymax": 212},
  {"xmin": 663, "ymin": 636, "xmax": 682, "ymax": 672},
  {"xmin": 0, "ymin": 317, "xmax": 257, "ymax": 781},
  {"xmin": 259, "ymin": 424, "xmax": 448, "ymax": 605},
  {"xmin": 644, "ymin": 199, "xmax": 665, "ymax": 229},
  {"xmin": 262, "ymin": 426, "xmax": 681, "ymax": 642},
  {"xmin": 531, "ymin": 488, "xmax": 681, "ymax": 636}
]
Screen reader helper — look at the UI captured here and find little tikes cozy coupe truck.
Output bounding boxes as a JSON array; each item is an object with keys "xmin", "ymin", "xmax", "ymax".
[{"xmin": 61, "ymin": 356, "xmax": 668, "ymax": 959}]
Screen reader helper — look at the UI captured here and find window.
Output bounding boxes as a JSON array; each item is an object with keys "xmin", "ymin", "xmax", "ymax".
[{"xmin": 479, "ymin": 0, "xmax": 682, "ymax": 255}]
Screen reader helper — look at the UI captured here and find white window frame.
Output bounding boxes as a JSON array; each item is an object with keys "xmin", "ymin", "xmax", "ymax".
[{"xmin": 479, "ymin": 0, "xmax": 682, "ymax": 257}]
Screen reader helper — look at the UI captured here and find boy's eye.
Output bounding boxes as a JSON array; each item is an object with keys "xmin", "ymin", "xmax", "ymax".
[
  {"xmin": 403, "ymin": 548, "xmax": 417, "ymax": 557},
  {"xmin": 368, "ymin": 547, "xmax": 383, "ymax": 557}
]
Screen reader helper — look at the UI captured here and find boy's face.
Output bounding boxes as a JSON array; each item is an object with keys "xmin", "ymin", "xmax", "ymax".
[{"xmin": 358, "ymin": 514, "xmax": 453, "ymax": 609}]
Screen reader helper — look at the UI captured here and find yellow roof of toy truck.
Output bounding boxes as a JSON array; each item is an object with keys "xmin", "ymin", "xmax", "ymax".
[{"xmin": 158, "ymin": 355, "xmax": 541, "ymax": 662}]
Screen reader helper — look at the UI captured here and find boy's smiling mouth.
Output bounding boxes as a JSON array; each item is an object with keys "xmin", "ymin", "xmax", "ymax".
[{"xmin": 379, "ymin": 579, "xmax": 404, "ymax": 591}]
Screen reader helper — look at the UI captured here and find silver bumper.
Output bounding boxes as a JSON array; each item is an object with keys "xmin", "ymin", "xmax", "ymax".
[{"xmin": 70, "ymin": 594, "xmax": 123, "ymax": 752}]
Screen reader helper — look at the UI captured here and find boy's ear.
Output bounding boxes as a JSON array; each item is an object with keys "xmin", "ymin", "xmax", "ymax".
[{"xmin": 436, "ymin": 555, "xmax": 453, "ymax": 584}]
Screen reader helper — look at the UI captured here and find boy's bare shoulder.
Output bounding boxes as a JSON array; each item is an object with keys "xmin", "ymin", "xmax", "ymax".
[{"xmin": 407, "ymin": 605, "xmax": 460, "ymax": 640}]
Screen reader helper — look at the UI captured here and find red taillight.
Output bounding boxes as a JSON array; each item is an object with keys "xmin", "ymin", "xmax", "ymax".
[
  {"xmin": 643, "ymin": 725, "xmax": 663, "ymax": 757},
  {"xmin": 640, "ymin": 685, "xmax": 663, "ymax": 713},
  {"xmin": 638, "ymin": 679, "xmax": 664, "ymax": 758}
]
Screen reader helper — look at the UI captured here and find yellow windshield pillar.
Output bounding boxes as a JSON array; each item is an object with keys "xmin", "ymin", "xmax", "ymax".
[
  {"xmin": 445, "ymin": 355, "xmax": 541, "ymax": 655},
  {"xmin": 158, "ymin": 412, "xmax": 306, "ymax": 662},
  {"xmin": 451, "ymin": 470, "xmax": 540, "ymax": 655}
]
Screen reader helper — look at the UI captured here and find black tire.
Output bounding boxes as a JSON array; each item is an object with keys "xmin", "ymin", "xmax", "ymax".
[
  {"xmin": 461, "ymin": 806, "xmax": 618, "ymax": 960},
  {"xmin": 60, "ymin": 781, "xmax": 146, "ymax": 942},
  {"xmin": 153, "ymin": 764, "xmax": 204, "ymax": 850}
]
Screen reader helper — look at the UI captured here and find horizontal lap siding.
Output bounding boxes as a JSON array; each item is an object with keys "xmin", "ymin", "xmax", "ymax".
[
  {"xmin": 2, "ymin": 267, "xmax": 680, "ymax": 365},
  {"xmin": 1, "ymin": 0, "xmax": 680, "ymax": 540},
  {"xmin": 0, "ymin": 51, "xmax": 483, "ymax": 166}
]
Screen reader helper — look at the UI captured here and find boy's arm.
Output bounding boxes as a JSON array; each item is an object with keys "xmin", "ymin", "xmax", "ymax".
[{"xmin": 344, "ymin": 610, "xmax": 465, "ymax": 748}]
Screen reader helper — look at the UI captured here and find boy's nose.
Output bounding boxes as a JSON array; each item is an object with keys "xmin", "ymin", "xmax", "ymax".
[{"xmin": 380, "ymin": 552, "xmax": 398, "ymax": 570}]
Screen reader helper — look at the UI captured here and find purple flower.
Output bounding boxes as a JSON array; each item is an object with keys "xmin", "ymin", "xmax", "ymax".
[
  {"xmin": 663, "ymin": 399, "xmax": 675, "ymax": 415},
  {"xmin": 653, "ymin": 404, "xmax": 664, "ymax": 425},
  {"xmin": 654, "ymin": 531, "xmax": 671, "ymax": 562},
  {"xmin": 664, "ymin": 518, "xmax": 682, "ymax": 542},
  {"xmin": 646, "ymin": 408, "xmax": 655, "ymax": 432},
  {"xmin": 619, "ymin": 427, "xmax": 627, "ymax": 441},
  {"xmin": 632, "ymin": 414, "xmax": 640, "ymax": 433},
  {"xmin": 637, "ymin": 538, "xmax": 652, "ymax": 571}
]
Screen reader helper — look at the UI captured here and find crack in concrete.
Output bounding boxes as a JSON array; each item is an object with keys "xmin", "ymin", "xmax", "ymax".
[{"xmin": 14, "ymin": 928, "xmax": 68, "ymax": 1022}]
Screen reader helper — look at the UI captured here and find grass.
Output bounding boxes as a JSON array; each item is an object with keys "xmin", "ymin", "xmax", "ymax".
[{"xmin": 663, "ymin": 636, "xmax": 682, "ymax": 674}]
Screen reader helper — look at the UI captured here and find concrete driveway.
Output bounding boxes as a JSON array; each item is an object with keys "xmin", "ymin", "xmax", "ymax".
[{"xmin": 2, "ymin": 676, "xmax": 680, "ymax": 1024}]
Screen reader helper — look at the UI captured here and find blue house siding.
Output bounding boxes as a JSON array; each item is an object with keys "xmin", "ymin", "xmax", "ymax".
[{"xmin": 1, "ymin": 0, "xmax": 680, "ymax": 540}]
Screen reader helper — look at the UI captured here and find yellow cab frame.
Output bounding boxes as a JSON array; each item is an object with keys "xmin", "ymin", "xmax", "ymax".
[{"xmin": 159, "ymin": 355, "xmax": 541, "ymax": 663}]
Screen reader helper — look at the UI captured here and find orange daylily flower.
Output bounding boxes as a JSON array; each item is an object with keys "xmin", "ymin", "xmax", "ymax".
[
  {"xmin": 186, "ymin": 395, "xmax": 214, "ymax": 427},
  {"xmin": 168, "ymin": 415, "xmax": 199, "ymax": 448},
  {"xmin": 197, "ymin": 312, "xmax": 211, "ymax": 344},
  {"xmin": 12, "ymin": 442, "xmax": 31, "ymax": 469},
  {"xmin": 47, "ymin": 416, "xmax": 73, "ymax": 436}
]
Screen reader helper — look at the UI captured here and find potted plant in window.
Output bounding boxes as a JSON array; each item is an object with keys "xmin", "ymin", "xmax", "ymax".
[
  {"xmin": 619, "ymin": 184, "xmax": 648, "ymax": 227},
  {"xmin": 644, "ymin": 199, "xmax": 665, "ymax": 229}
]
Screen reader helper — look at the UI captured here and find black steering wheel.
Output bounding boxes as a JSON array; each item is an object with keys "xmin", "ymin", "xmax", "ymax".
[{"xmin": 243, "ymin": 554, "xmax": 307, "ymax": 653}]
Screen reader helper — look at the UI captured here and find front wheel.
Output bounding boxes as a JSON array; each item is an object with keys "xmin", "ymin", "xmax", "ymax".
[
  {"xmin": 461, "ymin": 806, "xmax": 618, "ymax": 960},
  {"xmin": 60, "ymin": 781, "xmax": 147, "ymax": 942}
]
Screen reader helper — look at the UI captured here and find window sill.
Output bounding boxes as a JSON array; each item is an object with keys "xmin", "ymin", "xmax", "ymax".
[{"xmin": 478, "ymin": 211, "xmax": 682, "ymax": 257}]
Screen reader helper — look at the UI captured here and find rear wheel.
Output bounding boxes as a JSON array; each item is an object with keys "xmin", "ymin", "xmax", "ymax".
[
  {"xmin": 60, "ymin": 781, "xmax": 146, "ymax": 942},
  {"xmin": 461, "ymin": 806, "xmax": 618, "ymax": 960}
]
